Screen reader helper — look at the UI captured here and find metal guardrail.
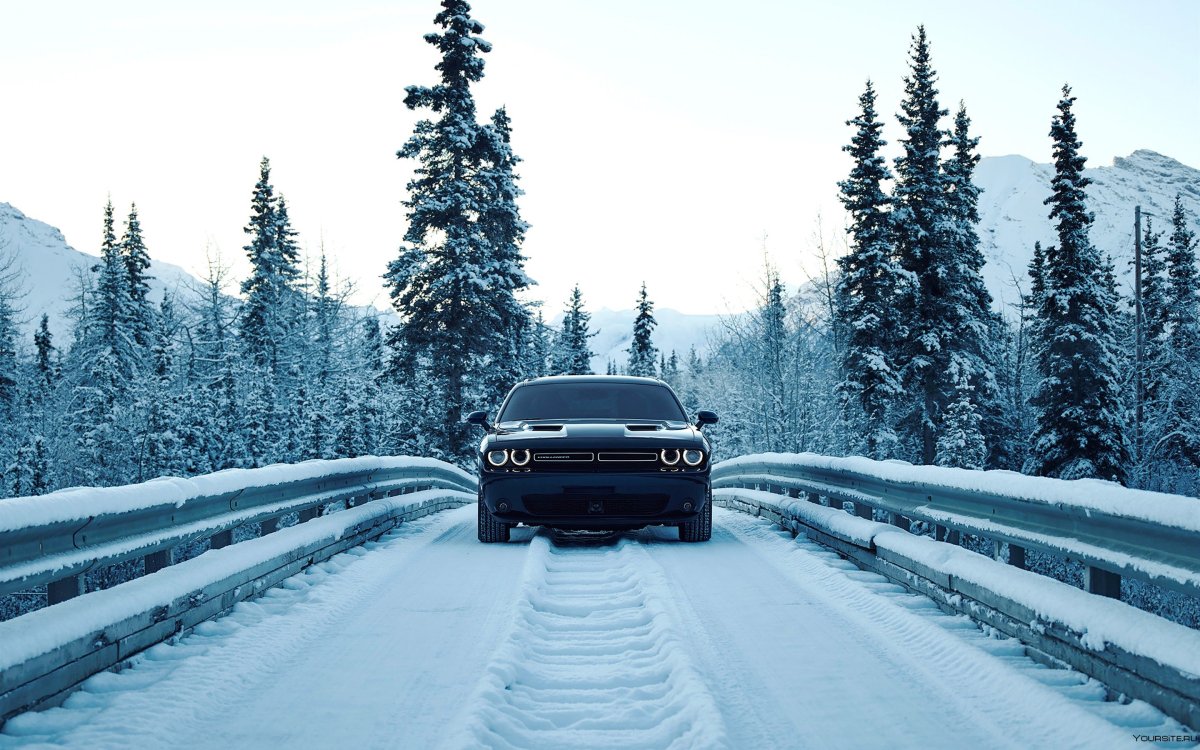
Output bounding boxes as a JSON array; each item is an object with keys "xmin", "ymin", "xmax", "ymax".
[
  {"xmin": 0, "ymin": 458, "xmax": 477, "ymax": 604},
  {"xmin": 712, "ymin": 455, "xmax": 1200, "ymax": 600},
  {"xmin": 0, "ymin": 457, "xmax": 478, "ymax": 725}
]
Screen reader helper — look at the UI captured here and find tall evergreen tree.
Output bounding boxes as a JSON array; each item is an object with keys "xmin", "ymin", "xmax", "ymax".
[
  {"xmin": 891, "ymin": 29, "xmax": 996, "ymax": 465},
  {"xmin": 1158, "ymin": 195, "xmax": 1200, "ymax": 464},
  {"xmin": 943, "ymin": 103, "xmax": 1002, "ymax": 465},
  {"xmin": 557, "ymin": 284, "xmax": 596, "ymax": 375},
  {"xmin": 240, "ymin": 157, "xmax": 292, "ymax": 371},
  {"xmin": 0, "ymin": 253, "xmax": 18, "ymax": 422},
  {"xmin": 33, "ymin": 314, "xmax": 55, "ymax": 392},
  {"xmin": 891, "ymin": 26, "xmax": 951, "ymax": 463},
  {"xmin": 385, "ymin": 0, "xmax": 531, "ymax": 459},
  {"xmin": 1025, "ymin": 86, "xmax": 1128, "ymax": 482},
  {"xmin": 120, "ymin": 203, "xmax": 154, "ymax": 349},
  {"xmin": 626, "ymin": 283, "xmax": 658, "ymax": 377},
  {"xmin": 835, "ymin": 79, "xmax": 906, "ymax": 459}
]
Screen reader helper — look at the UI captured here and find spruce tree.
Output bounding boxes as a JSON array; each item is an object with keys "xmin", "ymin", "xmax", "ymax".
[
  {"xmin": 34, "ymin": 314, "xmax": 55, "ymax": 392},
  {"xmin": 240, "ymin": 157, "xmax": 285, "ymax": 370},
  {"xmin": 557, "ymin": 285, "xmax": 596, "ymax": 375},
  {"xmin": 626, "ymin": 283, "xmax": 658, "ymax": 377},
  {"xmin": 935, "ymin": 375, "xmax": 987, "ymax": 470},
  {"xmin": 120, "ymin": 203, "xmax": 155, "ymax": 350},
  {"xmin": 385, "ymin": 0, "xmax": 531, "ymax": 459},
  {"xmin": 1159, "ymin": 195, "xmax": 1200, "ymax": 464},
  {"xmin": 891, "ymin": 26, "xmax": 950, "ymax": 463},
  {"xmin": 1025, "ymin": 86, "xmax": 1128, "ymax": 482},
  {"xmin": 942, "ymin": 103, "xmax": 1002, "ymax": 465},
  {"xmin": 0, "ymin": 261, "xmax": 17, "ymax": 422},
  {"xmin": 835, "ymin": 79, "xmax": 905, "ymax": 459}
]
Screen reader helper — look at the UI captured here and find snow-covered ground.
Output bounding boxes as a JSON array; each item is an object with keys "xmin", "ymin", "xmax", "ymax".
[{"xmin": 4, "ymin": 505, "xmax": 1192, "ymax": 749}]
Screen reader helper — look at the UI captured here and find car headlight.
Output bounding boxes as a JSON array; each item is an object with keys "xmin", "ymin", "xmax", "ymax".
[
  {"xmin": 486, "ymin": 449, "xmax": 509, "ymax": 467},
  {"xmin": 510, "ymin": 448, "xmax": 531, "ymax": 466},
  {"xmin": 682, "ymin": 449, "xmax": 704, "ymax": 466},
  {"xmin": 660, "ymin": 448, "xmax": 680, "ymax": 466}
]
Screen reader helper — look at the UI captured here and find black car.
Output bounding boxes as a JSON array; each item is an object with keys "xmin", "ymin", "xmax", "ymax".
[{"xmin": 466, "ymin": 375, "xmax": 719, "ymax": 543}]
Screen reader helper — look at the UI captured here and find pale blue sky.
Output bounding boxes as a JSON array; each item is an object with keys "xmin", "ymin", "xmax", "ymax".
[{"xmin": 0, "ymin": 0, "xmax": 1196, "ymax": 314}]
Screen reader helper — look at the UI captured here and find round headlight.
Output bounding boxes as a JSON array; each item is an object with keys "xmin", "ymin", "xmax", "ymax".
[
  {"xmin": 511, "ymin": 448, "xmax": 531, "ymax": 466},
  {"xmin": 660, "ymin": 448, "xmax": 681, "ymax": 466},
  {"xmin": 486, "ymin": 449, "xmax": 509, "ymax": 467},
  {"xmin": 682, "ymin": 449, "xmax": 704, "ymax": 466}
]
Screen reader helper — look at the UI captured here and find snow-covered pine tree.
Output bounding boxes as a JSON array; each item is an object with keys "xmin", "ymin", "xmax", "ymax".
[
  {"xmin": 835, "ymin": 79, "xmax": 906, "ymax": 459},
  {"xmin": 626, "ymin": 283, "xmax": 658, "ymax": 377},
  {"xmin": 93, "ymin": 199, "xmax": 140, "ymax": 381},
  {"xmin": 891, "ymin": 26, "xmax": 952, "ymax": 464},
  {"xmin": 476, "ymin": 106, "xmax": 533, "ymax": 391},
  {"xmin": 137, "ymin": 295, "xmax": 181, "ymax": 481},
  {"xmin": 1136, "ymin": 216, "xmax": 1167, "ymax": 407},
  {"xmin": 33, "ymin": 314, "xmax": 55, "ymax": 393},
  {"xmin": 557, "ymin": 285, "xmax": 596, "ymax": 375},
  {"xmin": 1025, "ymin": 86, "xmax": 1128, "ymax": 482},
  {"xmin": 240, "ymin": 157, "xmax": 285, "ymax": 371},
  {"xmin": 0, "ymin": 249, "xmax": 19, "ymax": 423},
  {"xmin": 935, "ymin": 375, "xmax": 987, "ymax": 469},
  {"xmin": 942, "ymin": 103, "xmax": 1003, "ymax": 466},
  {"xmin": 1158, "ymin": 195, "xmax": 1200, "ymax": 466},
  {"xmin": 385, "ymin": 0, "xmax": 531, "ymax": 460},
  {"xmin": 120, "ymin": 203, "xmax": 155, "ymax": 350}
]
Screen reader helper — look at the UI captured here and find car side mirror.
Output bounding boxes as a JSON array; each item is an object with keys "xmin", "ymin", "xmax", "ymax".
[
  {"xmin": 695, "ymin": 410, "xmax": 719, "ymax": 430},
  {"xmin": 465, "ymin": 411, "xmax": 492, "ymax": 431}
]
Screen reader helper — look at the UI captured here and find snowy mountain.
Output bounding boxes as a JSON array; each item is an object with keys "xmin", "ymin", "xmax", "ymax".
[
  {"xmin": 0, "ymin": 202, "xmax": 200, "ymax": 339},
  {"xmin": 4, "ymin": 149, "xmax": 1196, "ymax": 354},
  {"xmin": 975, "ymin": 149, "xmax": 1200, "ymax": 311}
]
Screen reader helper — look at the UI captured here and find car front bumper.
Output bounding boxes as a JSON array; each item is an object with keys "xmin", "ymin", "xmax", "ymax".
[{"xmin": 480, "ymin": 470, "xmax": 709, "ymax": 530}]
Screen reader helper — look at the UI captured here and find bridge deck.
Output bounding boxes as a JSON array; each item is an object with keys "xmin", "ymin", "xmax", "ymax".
[{"xmin": 0, "ymin": 507, "xmax": 1186, "ymax": 749}]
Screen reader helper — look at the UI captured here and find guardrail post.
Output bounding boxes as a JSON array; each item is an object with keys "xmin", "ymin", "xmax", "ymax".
[
  {"xmin": 853, "ymin": 503, "xmax": 872, "ymax": 520},
  {"xmin": 260, "ymin": 517, "xmax": 279, "ymax": 536},
  {"xmin": 210, "ymin": 530, "xmax": 233, "ymax": 549},
  {"xmin": 805, "ymin": 491, "xmax": 821, "ymax": 505},
  {"xmin": 1087, "ymin": 566, "xmax": 1121, "ymax": 599},
  {"xmin": 144, "ymin": 549, "xmax": 174, "ymax": 574},
  {"xmin": 1008, "ymin": 544, "xmax": 1026, "ymax": 570},
  {"xmin": 889, "ymin": 513, "xmax": 910, "ymax": 532},
  {"xmin": 823, "ymin": 496, "xmax": 842, "ymax": 510},
  {"xmin": 788, "ymin": 488, "xmax": 801, "ymax": 499},
  {"xmin": 47, "ymin": 575, "xmax": 84, "ymax": 604},
  {"xmin": 299, "ymin": 506, "xmax": 324, "ymax": 523}
]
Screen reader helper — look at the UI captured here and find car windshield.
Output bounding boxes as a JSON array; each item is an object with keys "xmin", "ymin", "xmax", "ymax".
[{"xmin": 499, "ymin": 382, "xmax": 687, "ymax": 422}]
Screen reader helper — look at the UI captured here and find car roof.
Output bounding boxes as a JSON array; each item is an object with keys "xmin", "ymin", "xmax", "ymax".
[{"xmin": 517, "ymin": 375, "xmax": 668, "ymax": 387}]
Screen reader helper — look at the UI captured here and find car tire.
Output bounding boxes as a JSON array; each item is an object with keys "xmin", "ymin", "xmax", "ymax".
[
  {"xmin": 679, "ymin": 486, "xmax": 712, "ymax": 543},
  {"xmin": 478, "ymin": 492, "xmax": 511, "ymax": 543}
]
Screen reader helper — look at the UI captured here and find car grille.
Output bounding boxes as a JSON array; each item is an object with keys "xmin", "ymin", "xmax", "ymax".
[{"xmin": 524, "ymin": 495, "xmax": 670, "ymax": 517}]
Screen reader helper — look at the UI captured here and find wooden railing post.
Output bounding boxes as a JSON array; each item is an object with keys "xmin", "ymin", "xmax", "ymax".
[
  {"xmin": 210, "ymin": 530, "xmax": 233, "ymax": 549},
  {"xmin": 260, "ymin": 517, "xmax": 279, "ymax": 536}
]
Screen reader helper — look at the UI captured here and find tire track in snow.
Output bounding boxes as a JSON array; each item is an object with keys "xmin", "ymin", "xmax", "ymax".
[{"xmin": 447, "ymin": 533, "xmax": 727, "ymax": 750}]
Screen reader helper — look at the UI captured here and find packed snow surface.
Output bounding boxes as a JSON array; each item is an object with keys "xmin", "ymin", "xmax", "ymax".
[
  {"xmin": 720, "ymin": 487, "xmax": 1200, "ymax": 678},
  {"xmin": 3, "ymin": 506, "xmax": 1174, "ymax": 749}
]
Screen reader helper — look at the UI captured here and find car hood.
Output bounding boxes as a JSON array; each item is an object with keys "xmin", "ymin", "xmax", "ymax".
[{"xmin": 489, "ymin": 420, "xmax": 702, "ymax": 444}]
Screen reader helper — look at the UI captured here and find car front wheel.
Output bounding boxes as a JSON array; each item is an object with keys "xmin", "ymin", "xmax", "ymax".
[
  {"xmin": 678, "ymin": 487, "xmax": 712, "ymax": 542},
  {"xmin": 478, "ymin": 492, "xmax": 512, "ymax": 543}
]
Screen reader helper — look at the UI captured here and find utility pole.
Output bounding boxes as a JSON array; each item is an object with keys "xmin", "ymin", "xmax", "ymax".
[{"xmin": 1134, "ymin": 205, "xmax": 1143, "ymax": 464}]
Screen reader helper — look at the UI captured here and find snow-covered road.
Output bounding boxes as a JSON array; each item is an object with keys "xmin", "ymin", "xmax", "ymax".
[{"xmin": 1, "ymin": 506, "xmax": 1186, "ymax": 749}]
